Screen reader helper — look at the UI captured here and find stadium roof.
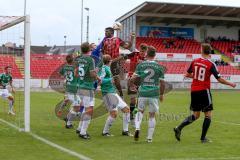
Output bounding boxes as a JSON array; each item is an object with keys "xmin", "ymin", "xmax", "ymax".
[{"xmin": 116, "ymin": 1, "xmax": 240, "ymax": 27}]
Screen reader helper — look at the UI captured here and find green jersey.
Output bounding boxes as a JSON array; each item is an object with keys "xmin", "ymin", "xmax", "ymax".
[
  {"xmin": 99, "ymin": 65, "xmax": 116, "ymax": 95},
  {"xmin": 76, "ymin": 55, "xmax": 95, "ymax": 90},
  {"xmin": 0, "ymin": 73, "xmax": 12, "ymax": 89},
  {"xmin": 135, "ymin": 60, "xmax": 164, "ymax": 98},
  {"xmin": 59, "ymin": 64, "xmax": 78, "ymax": 93}
]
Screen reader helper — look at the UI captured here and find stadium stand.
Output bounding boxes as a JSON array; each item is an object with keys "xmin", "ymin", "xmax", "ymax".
[
  {"xmin": 136, "ymin": 37, "xmax": 201, "ymax": 54},
  {"xmin": 0, "ymin": 55, "xmax": 22, "ymax": 78},
  {"xmin": 211, "ymin": 41, "xmax": 240, "ymax": 59},
  {"xmin": 30, "ymin": 54, "xmax": 65, "ymax": 79}
]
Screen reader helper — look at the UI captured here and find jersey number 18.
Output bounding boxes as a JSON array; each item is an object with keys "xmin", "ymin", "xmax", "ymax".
[{"xmin": 194, "ymin": 66, "xmax": 206, "ymax": 81}]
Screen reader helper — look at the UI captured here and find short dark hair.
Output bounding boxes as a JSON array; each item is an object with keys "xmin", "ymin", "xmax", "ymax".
[
  {"xmin": 105, "ymin": 27, "xmax": 114, "ymax": 34},
  {"xmin": 66, "ymin": 54, "xmax": 73, "ymax": 64},
  {"xmin": 202, "ymin": 44, "xmax": 212, "ymax": 55},
  {"xmin": 147, "ymin": 46, "xmax": 156, "ymax": 57},
  {"xmin": 81, "ymin": 42, "xmax": 90, "ymax": 54},
  {"xmin": 5, "ymin": 66, "xmax": 12, "ymax": 70},
  {"xmin": 140, "ymin": 43, "xmax": 148, "ymax": 52}
]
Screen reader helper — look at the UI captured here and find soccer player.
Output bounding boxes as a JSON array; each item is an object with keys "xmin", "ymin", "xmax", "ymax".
[
  {"xmin": 128, "ymin": 43, "xmax": 148, "ymax": 126},
  {"xmin": 58, "ymin": 54, "xmax": 82, "ymax": 129},
  {"xmin": 75, "ymin": 42, "xmax": 100, "ymax": 139},
  {"xmin": 174, "ymin": 44, "xmax": 236, "ymax": 143},
  {"xmin": 100, "ymin": 54, "xmax": 132, "ymax": 137},
  {"xmin": 102, "ymin": 27, "xmax": 124, "ymax": 97},
  {"xmin": 102, "ymin": 27, "xmax": 135, "ymax": 97},
  {"xmin": 0, "ymin": 66, "xmax": 15, "ymax": 115},
  {"xmin": 130, "ymin": 46, "xmax": 165, "ymax": 143}
]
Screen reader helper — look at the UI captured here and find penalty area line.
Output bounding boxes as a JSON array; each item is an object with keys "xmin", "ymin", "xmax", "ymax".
[{"xmin": 0, "ymin": 118, "xmax": 92, "ymax": 160}]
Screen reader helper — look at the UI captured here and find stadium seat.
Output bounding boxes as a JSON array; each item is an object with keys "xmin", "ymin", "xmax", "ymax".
[{"xmin": 136, "ymin": 37, "xmax": 201, "ymax": 54}]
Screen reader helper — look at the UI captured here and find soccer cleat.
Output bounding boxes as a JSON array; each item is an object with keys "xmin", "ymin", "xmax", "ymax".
[
  {"xmin": 76, "ymin": 130, "xmax": 80, "ymax": 134},
  {"xmin": 174, "ymin": 127, "xmax": 181, "ymax": 141},
  {"xmin": 134, "ymin": 130, "xmax": 140, "ymax": 141},
  {"xmin": 147, "ymin": 139, "xmax": 152, "ymax": 143},
  {"xmin": 122, "ymin": 131, "xmax": 133, "ymax": 137},
  {"xmin": 102, "ymin": 132, "xmax": 114, "ymax": 137},
  {"xmin": 65, "ymin": 124, "xmax": 73, "ymax": 129},
  {"xmin": 79, "ymin": 133, "xmax": 91, "ymax": 140},
  {"xmin": 201, "ymin": 138, "xmax": 212, "ymax": 143},
  {"xmin": 8, "ymin": 111, "xmax": 16, "ymax": 116}
]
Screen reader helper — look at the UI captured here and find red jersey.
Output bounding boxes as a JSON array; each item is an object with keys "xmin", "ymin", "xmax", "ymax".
[
  {"xmin": 128, "ymin": 53, "xmax": 145, "ymax": 77},
  {"xmin": 102, "ymin": 37, "xmax": 123, "ymax": 59},
  {"xmin": 187, "ymin": 57, "xmax": 221, "ymax": 91}
]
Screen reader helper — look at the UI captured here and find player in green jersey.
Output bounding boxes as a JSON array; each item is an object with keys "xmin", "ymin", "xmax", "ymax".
[
  {"xmin": 130, "ymin": 46, "xmax": 165, "ymax": 143},
  {"xmin": 75, "ymin": 42, "xmax": 100, "ymax": 139},
  {"xmin": 59, "ymin": 54, "xmax": 82, "ymax": 129},
  {"xmin": 99, "ymin": 55, "xmax": 132, "ymax": 137},
  {"xmin": 0, "ymin": 66, "xmax": 15, "ymax": 115}
]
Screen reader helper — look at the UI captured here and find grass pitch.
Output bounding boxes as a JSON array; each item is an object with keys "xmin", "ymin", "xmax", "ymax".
[{"xmin": 0, "ymin": 90, "xmax": 240, "ymax": 160}]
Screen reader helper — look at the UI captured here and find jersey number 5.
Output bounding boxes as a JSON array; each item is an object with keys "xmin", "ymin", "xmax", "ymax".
[
  {"xmin": 78, "ymin": 64, "xmax": 85, "ymax": 80},
  {"xmin": 194, "ymin": 66, "xmax": 206, "ymax": 81}
]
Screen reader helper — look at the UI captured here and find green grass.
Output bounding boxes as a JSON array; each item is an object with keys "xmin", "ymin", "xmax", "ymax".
[{"xmin": 0, "ymin": 90, "xmax": 240, "ymax": 160}]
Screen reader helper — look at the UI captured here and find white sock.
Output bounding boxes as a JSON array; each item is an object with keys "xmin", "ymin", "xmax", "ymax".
[
  {"xmin": 103, "ymin": 115, "xmax": 116, "ymax": 134},
  {"xmin": 147, "ymin": 117, "xmax": 156, "ymax": 140},
  {"xmin": 135, "ymin": 112, "xmax": 143, "ymax": 130},
  {"xmin": 77, "ymin": 121, "xmax": 82, "ymax": 131},
  {"xmin": 9, "ymin": 100, "xmax": 13, "ymax": 112},
  {"xmin": 80, "ymin": 114, "xmax": 91, "ymax": 135},
  {"xmin": 123, "ymin": 112, "xmax": 130, "ymax": 132},
  {"xmin": 67, "ymin": 110, "xmax": 77, "ymax": 125}
]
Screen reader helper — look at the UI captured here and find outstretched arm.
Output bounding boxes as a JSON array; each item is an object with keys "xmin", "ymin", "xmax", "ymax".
[{"xmin": 217, "ymin": 78, "xmax": 236, "ymax": 88}]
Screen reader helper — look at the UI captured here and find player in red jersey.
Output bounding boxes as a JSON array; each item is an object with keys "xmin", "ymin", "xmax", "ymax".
[
  {"xmin": 102, "ymin": 27, "xmax": 135, "ymax": 97},
  {"xmin": 127, "ymin": 43, "xmax": 148, "ymax": 126},
  {"xmin": 102, "ymin": 27, "xmax": 123, "ymax": 59},
  {"xmin": 174, "ymin": 44, "xmax": 236, "ymax": 143}
]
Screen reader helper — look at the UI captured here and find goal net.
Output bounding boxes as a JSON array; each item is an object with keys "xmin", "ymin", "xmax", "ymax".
[{"xmin": 0, "ymin": 15, "xmax": 30, "ymax": 132}]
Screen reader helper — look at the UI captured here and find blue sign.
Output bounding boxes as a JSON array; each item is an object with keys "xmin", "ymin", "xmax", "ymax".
[{"xmin": 139, "ymin": 26, "xmax": 194, "ymax": 38}]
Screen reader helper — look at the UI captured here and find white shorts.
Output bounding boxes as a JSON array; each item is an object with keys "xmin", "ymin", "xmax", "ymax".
[
  {"xmin": 137, "ymin": 97, "xmax": 159, "ymax": 113},
  {"xmin": 0, "ymin": 89, "xmax": 12, "ymax": 100},
  {"xmin": 78, "ymin": 89, "xmax": 95, "ymax": 107},
  {"xmin": 65, "ymin": 92, "xmax": 81, "ymax": 106},
  {"xmin": 103, "ymin": 93, "xmax": 127, "ymax": 111}
]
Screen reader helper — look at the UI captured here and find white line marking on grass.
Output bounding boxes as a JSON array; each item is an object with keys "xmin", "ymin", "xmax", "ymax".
[
  {"xmin": 214, "ymin": 120, "xmax": 240, "ymax": 126},
  {"xmin": 161, "ymin": 157, "xmax": 240, "ymax": 160},
  {"xmin": 0, "ymin": 118, "xmax": 92, "ymax": 160}
]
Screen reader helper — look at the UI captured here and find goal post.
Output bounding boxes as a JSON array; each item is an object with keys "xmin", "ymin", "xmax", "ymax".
[
  {"xmin": 0, "ymin": 15, "xmax": 31, "ymax": 132},
  {"xmin": 24, "ymin": 15, "xmax": 30, "ymax": 132}
]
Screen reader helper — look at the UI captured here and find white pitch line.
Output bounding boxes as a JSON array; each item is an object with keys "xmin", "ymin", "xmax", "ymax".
[
  {"xmin": 161, "ymin": 157, "xmax": 240, "ymax": 160},
  {"xmin": 0, "ymin": 118, "xmax": 92, "ymax": 160},
  {"xmin": 214, "ymin": 120, "xmax": 240, "ymax": 126}
]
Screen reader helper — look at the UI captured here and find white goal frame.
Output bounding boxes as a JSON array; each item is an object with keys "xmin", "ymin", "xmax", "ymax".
[{"xmin": 0, "ymin": 15, "xmax": 31, "ymax": 132}]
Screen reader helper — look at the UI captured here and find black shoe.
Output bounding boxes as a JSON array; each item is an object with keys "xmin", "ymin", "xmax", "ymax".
[
  {"xmin": 79, "ymin": 133, "xmax": 90, "ymax": 139},
  {"xmin": 65, "ymin": 124, "xmax": 73, "ymax": 129},
  {"xmin": 201, "ymin": 138, "xmax": 212, "ymax": 143},
  {"xmin": 102, "ymin": 132, "xmax": 114, "ymax": 137},
  {"xmin": 174, "ymin": 127, "xmax": 181, "ymax": 141},
  {"xmin": 122, "ymin": 131, "xmax": 133, "ymax": 137},
  {"xmin": 134, "ymin": 130, "xmax": 140, "ymax": 141},
  {"xmin": 76, "ymin": 130, "xmax": 80, "ymax": 134}
]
